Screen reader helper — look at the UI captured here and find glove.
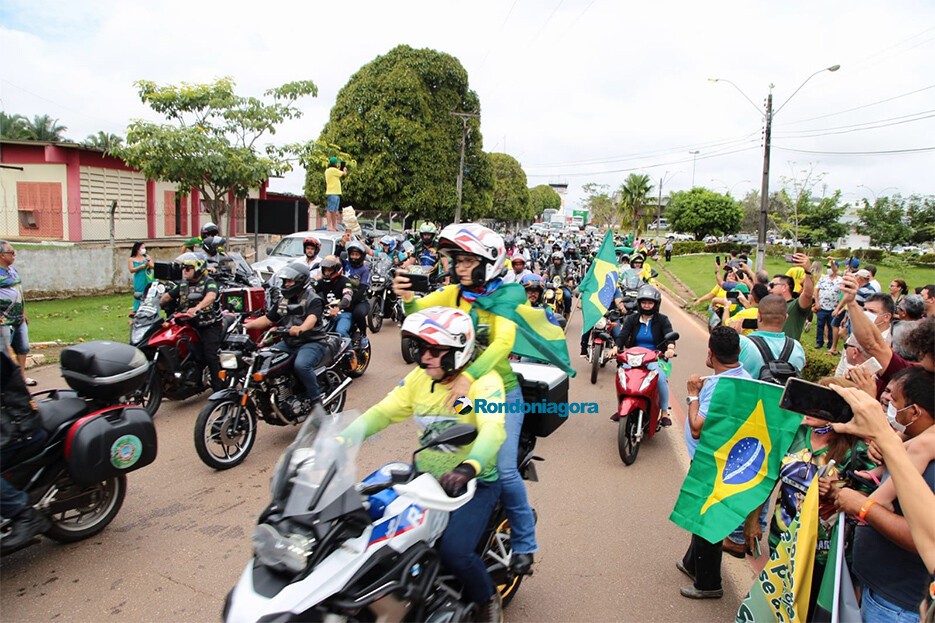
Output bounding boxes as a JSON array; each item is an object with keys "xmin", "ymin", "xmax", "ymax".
[{"xmin": 438, "ymin": 463, "xmax": 477, "ymax": 496}]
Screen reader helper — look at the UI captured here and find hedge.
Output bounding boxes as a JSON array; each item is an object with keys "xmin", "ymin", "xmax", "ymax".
[
  {"xmin": 671, "ymin": 241, "xmax": 705, "ymax": 255},
  {"xmin": 916, "ymin": 253, "xmax": 935, "ymax": 265},
  {"xmin": 801, "ymin": 343, "xmax": 839, "ymax": 383},
  {"xmin": 704, "ymin": 242, "xmax": 755, "ymax": 255}
]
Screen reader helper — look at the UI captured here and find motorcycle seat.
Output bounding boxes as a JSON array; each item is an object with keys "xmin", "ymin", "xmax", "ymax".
[
  {"xmin": 38, "ymin": 397, "xmax": 90, "ymax": 434},
  {"xmin": 221, "ymin": 314, "xmax": 237, "ymax": 332},
  {"xmin": 317, "ymin": 334, "xmax": 347, "ymax": 369}
]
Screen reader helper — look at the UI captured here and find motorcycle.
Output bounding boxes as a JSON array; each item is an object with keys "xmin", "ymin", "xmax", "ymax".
[
  {"xmin": 1, "ymin": 342, "xmax": 156, "ymax": 555},
  {"xmin": 612, "ymin": 331, "xmax": 679, "ymax": 465},
  {"xmin": 587, "ymin": 309, "xmax": 622, "ymax": 384},
  {"xmin": 542, "ymin": 275, "xmax": 566, "ymax": 322},
  {"xmin": 222, "ymin": 361, "xmax": 568, "ymax": 623},
  {"xmin": 193, "ymin": 322, "xmax": 353, "ymax": 471},
  {"xmin": 367, "ymin": 257, "xmax": 403, "ymax": 334},
  {"xmin": 322, "ymin": 300, "xmax": 371, "ymax": 379}
]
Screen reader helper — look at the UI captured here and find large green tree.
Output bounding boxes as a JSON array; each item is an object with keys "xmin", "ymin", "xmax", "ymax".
[
  {"xmin": 528, "ymin": 184, "xmax": 561, "ymax": 219},
  {"xmin": 856, "ymin": 195, "xmax": 913, "ymax": 250},
  {"xmin": 904, "ymin": 194, "xmax": 935, "ymax": 246},
  {"xmin": 739, "ymin": 189, "xmax": 787, "ymax": 233},
  {"xmin": 666, "ymin": 188, "xmax": 743, "ymax": 240},
  {"xmin": 486, "ymin": 153, "xmax": 530, "ymax": 222},
  {"xmin": 795, "ymin": 190, "xmax": 847, "ymax": 246},
  {"xmin": 23, "ymin": 114, "xmax": 68, "ymax": 141},
  {"xmin": 120, "ymin": 77, "xmax": 317, "ymax": 228},
  {"xmin": 582, "ymin": 183, "xmax": 616, "ymax": 227},
  {"xmin": 617, "ymin": 173, "xmax": 654, "ymax": 237},
  {"xmin": 1, "ymin": 112, "xmax": 29, "ymax": 139},
  {"xmin": 309, "ymin": 45, "xmax": 493, "ymax": 221}
]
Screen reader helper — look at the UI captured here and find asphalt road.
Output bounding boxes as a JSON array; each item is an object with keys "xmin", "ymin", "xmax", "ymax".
[{"xmin": 1, "ymin": 295, "xmax": 753, "ymax": 622}]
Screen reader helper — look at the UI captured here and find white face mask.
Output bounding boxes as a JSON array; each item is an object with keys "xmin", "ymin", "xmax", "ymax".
[
  {"xmin": 886, "ymin": 403, "xmax": 909, "ymax": 433},
  {"xmin": 864, "ymin": 311, "xmax": 879, "ymax": 325},
  {"xmin": 139, "ymin": 247, "xmax": 146, "ymax": 255}
]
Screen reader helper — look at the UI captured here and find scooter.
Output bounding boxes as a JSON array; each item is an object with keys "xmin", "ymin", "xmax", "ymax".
[
  {"xmin": 587, "ymin": 309, "xmax": 622, "ymax": 384},
  {"xmin": 612, "ymin": 331, "xmax": 679, "ymax": 465}
]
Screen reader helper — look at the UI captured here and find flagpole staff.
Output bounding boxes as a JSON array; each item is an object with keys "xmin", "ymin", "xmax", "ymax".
[{"xmin": 564, "ymin": 292, "xmax": 579, "ymax": 335}]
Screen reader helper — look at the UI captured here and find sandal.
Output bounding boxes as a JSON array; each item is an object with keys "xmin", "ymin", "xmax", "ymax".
[
  {"xmin": 827, "ymin": 350, "xmax": 840, "ymax": 356},
  {"xmin": 24, "ymin": 377, "xmax": 38, "ymax": 386}
]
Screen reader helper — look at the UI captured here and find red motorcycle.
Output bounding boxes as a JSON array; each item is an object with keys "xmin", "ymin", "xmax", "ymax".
[{"xmin": 612, "ymin": 331, "xmax": 679, "ymax": 465}]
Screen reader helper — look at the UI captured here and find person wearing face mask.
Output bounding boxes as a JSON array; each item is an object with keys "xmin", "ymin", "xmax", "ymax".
[
  {"xmin": 830, "ymin": 366, "xmax": 935, "ymax": 623},
  {"xmin": 835, "ymin": 292, "xmax": 894, "ymax": 377},
  {"xmin": 129, "ymin": 241, "xmax": 154, "ymax": 312}
]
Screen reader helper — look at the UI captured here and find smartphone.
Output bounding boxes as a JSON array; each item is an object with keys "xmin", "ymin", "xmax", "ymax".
[
  {"xmin": 741, "ymin": 318, "xmax": 758, "ymax": 330},
  {"xmin": 779, "ymin": 378, "xmax": 854, "ymax": 423},
  {"xmin": 857, "ymin": 356, "xmax": 882, "ymax": 376},
  {"xmin": 715, "ymin": 255, "xmax": 721, "ymax": 266},
  {"xmin": 845, "ymin": 470, "xmax": 878, "ymax": 491},
  {"xmin": 400, "ymin": 272, "xmax": 431, "ymax": 294},
  {"xmin": 726, "ymin": 289, "xmax": 741, "ymax": 301}
]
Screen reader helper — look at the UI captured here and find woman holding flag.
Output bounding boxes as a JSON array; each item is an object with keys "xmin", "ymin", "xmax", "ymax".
[{"xmin": 393, "ymin": 223, "xmax": 575, "ymax": 576}]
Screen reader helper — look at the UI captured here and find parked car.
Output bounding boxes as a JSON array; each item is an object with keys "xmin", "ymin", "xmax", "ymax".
[{"xmin": 251, "ymin": 231, "xmax": 345, "ymax": 282}]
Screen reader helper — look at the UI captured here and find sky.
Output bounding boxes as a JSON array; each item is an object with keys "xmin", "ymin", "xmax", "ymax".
[{"xmin": 2, "ymin": 0, "xmax": 934, "ymax": 213}]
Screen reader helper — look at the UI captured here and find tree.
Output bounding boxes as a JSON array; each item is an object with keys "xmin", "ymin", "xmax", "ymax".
[
  {"xmin": 617, "ymin": 173, "xmax": 654, "ymax": 238},
  {"xmin": 1, "ymin": 112, "xmax": 29, "ymax": 139},
  {"xmin": 309, "ymin": 45, "xmax": 493, "ymax": 222},
  {"xmin": 666, "ymin": 188, "xmax": 742, "ymax": 240},
  {"xmin": 905, "ymin": 194, "xmax": 935, "ymax": 245},
  {"xmin": 485, "ymin": 153, "xmax": 530, "ymax": 222},
  {"xmin": 738, "ymin": 189, "xmax": 786, "ymax": 233},
  {"xmin": 528, "ymin": 184, "xmax": 561, "ymax": 219},
  {"xmin": 856, "ymin": 196, "xmax": 911, "ymax": 250},
  {"xmin": 83, "ymin": 131, "xmax": 124, "ymax": 154},
  {"xmin": 120, "ymin": 77, "xmax": 317, "ymax": 229},
  {"xmin": 796, "ymin": 190, "xmax": 847, "ymax": 246},
  {"xmin": 581, "ymin": 183, "xmax": 616, "ymax": 228},
  {"xmin": 22, "ymin": 114, "xmax": 68, "ymax": 141}
]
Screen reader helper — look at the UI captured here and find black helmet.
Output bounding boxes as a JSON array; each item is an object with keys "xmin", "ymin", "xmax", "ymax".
[
  {"xmin": 319, "ymin": 255, "xmax": 343, "ymax": 281},
  {"xmin": 201, "ymin": 235, "xmax": 225, "ymax": 257},
  {"xmin": 303, "ymin": 237, "xmax": 321, "ymax": 255},
  {"xmin": 200, "ymin": 222, "xmax": 219, "ymax": 239},
  {"xmin": 636, "ymin": 285, "xmax": 661, "ymax": 315},
  {"xmin": 273, "ymin": 262, "xmax": 311, "ymax": 299},
  {"xmin": 346, "ymin": 240, "xmax": 366, "ymax": 268}
]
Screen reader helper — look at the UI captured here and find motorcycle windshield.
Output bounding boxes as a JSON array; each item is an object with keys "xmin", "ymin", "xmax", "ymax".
[
  {"xmin": 620, "ymin": 273, "xmax": 642, "ymax": 289},
  {"xmin": 226, "ymin": 253, "xmax": 262, "ymax": 287},
  {"xmin": 271, "ymin": 409, "xmax": 365, "ymax": 519}
]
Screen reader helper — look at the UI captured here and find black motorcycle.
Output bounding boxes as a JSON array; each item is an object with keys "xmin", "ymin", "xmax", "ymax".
[
  {"xmin": 1, "ymin": 342, "xmax": 156, "ymax": 555},
  {"xmin": 192, "ymin": 323, "xmax": 353, "ymax": 471},
  {"xmin": 367, "ymin": 257, "xmax": 402, "ymax": 333}
]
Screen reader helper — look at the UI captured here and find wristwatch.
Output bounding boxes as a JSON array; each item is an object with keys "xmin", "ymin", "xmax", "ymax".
[{"xmin": 686, "ymin": 396, "xmax": 699, "ymax": 405}]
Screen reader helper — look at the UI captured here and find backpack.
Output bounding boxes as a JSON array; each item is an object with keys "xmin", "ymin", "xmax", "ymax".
[{"xmin": 748, "ymin": 335, "xmax": 800, "ymax": 386}]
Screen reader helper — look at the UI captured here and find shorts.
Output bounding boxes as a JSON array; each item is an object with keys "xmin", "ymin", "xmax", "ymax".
[
  {"xmin": 1, "ymin": 322, "xmax": 30, "ymax": 355},
  {"xmin": 831, "ymin": 310, "xmax": 847, "ymax": 328},
  {"xmin": 326, "ymin": 194, "xmax": 340, "ymax": 213}
]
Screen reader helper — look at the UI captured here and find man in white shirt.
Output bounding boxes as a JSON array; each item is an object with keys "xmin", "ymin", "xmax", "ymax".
[{"xmin": 502, "ymin": 254, "xmax": 532, "ymax": 285}]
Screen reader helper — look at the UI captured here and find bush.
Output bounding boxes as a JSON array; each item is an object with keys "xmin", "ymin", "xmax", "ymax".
[
  {"xmin": 854, "ymin": 249, "xmax": 885, "ymax": 262},
  {"xmin": 671, "ymin": 241, "xmax": 705, "ymax": 255},
  {"xmin": 830, "ymin": 248, "xmax": 851, "ymax": 259},
  {"xmin": 704, "ymin": 242, "xmax": 754, "ymax": 255},
  {"xmin": 767, "ymin": 244, "xmax": 793, "ymax": 257},
  {"xmin": 916, "ymin": 252, "xmax": 935, "ymax": 265},
  {"xmin": 802, "ymin": 343, "xmax": 839, "ymax": 383}
]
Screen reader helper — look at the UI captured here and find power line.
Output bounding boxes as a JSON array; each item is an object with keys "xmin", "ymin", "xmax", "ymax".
[
  {"xmin": 529, "ymin": 0, "xmax": 567, "ymax": 44},
  {"xmin": 774, "ymin": 145, "xmax": 935, "ymax": 156},
  {"xmin": 774, "ymin": 109, "xmax": 935, "ymax": 139},
  {"xmin": 780, "ymin": 84, "xmax": 935, "ymax": 126},
  {"xmin": 527, "ymin": 144, "xmax": 761, "ymax": 178},
  {"xmin": 478, "ymin": 0, "xmax": 520, "ymax": 69}
]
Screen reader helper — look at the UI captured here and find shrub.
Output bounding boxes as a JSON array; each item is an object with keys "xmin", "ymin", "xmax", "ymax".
[
  {"xmin": 916, "ymin": 252, "xmax": 935, "ymax": 265},
  {"xmin": 830, "ymin": 248, "xmax": 851, "ymax": 259},
  {"xmin": 704, "ymin": 242, "xmax": 754, "ymax": 255},
  {"xmin": 802, "ymin": 343, "xmax": 839, "ymax": 383},
  {"xmin": 854, "ymin": 249, "xmax": 885, "ymax": 262},
  {"xmin": 671, "ymin": 241, "xmax": 705, "ymax": 255}
]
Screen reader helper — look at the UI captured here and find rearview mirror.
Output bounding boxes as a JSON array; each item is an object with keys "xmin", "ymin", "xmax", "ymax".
[
  {"xmin": 664, "ymin": 331, "xmax": 680, "ymax": 342},
  {"xmin": 415, "ymin": 424, "xmax": 477, "ymax": 456},
  {"xmin": 266, "ymin": 246, "xmax": 273, "ymax": 255}
]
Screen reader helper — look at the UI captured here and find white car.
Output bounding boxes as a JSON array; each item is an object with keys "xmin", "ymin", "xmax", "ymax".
[{"xmin": 252, "ymin": 231, "xmax": 345, "ymax": 282}]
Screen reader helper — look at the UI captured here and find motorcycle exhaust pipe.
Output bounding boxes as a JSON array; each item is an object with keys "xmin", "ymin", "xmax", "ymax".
[{"xmin": 322, "ymin": 376, "xmax": 352, "ymax": 407}]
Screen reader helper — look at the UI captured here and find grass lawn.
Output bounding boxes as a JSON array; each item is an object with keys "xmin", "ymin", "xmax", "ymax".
[
  {"xmin": 26, "ymin": 293, "xmax": 135, "ymax": 344},
  {"xmin": 660, "ymin": 254, "xmax": 934, "ymax": 300}
]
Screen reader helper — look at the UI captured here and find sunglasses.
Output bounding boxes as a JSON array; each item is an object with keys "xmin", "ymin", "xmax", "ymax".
[
  {"xmin": 768, "ymin": 282, "xmax": 783, "ymax": 288},
  {"xmin": 418, "ymin": 342, "xmax": 451, "ymax": 358},
  {"xmin": 0, "ymin": 250, "xmax": 15, "ymax": 256}
]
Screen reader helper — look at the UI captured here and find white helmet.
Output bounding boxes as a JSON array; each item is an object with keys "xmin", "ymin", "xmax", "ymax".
[
  {"xmin": 401, "ymin": 306, "xmax": 475, "ymax": 373},
  {"xmin": 438, "ymin": 223, "xmax": 506, "ymax": 284}
]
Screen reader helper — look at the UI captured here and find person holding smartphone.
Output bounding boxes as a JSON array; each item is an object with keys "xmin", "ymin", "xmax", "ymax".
[
  {"xmin": 766, "ymin": 252, "xmax": 815, "ymax": 341},
  {"xmin": 129, "ymin": 241, "xmax": 155, "ymax": 312}
]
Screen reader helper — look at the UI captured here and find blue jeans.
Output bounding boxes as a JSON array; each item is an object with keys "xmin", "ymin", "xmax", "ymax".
[
  {"xmin": 334, "ymin": 311, "xmax": 352, "ymax": 338},
  {"xmin": 272, "ymin": 340, "xmax": 327, "ymax": 401},
  {"xmin": 0, "ymin": 478, "xmax": 28, "ymax": 518},
  {"xmin": 727, "ymin": 502, "xmax": 771, "ymax": 546},
  {"xmin": 437, "ymin": 479, "xmax": 502, "ymax": 605},
  {"xmin": 325, "ymin": 194, "xmax": 340, "ymax": 212},
  {"xmin": 815, "ymin": 309, "xmax": 833, "ymax": 348},
  {"xmin": 560, "ymin": 287, "xmax": 572, "ymax": 314},
  {"xmin": 861, "ymin": 587, "xmax": 920, "ymax": 623},
  {"xmin": 1, "ymin": 322, "xmax": 30, "ymax": 355},
  {"xmin": 497, "ymin": 386, "xmax": 537, "ymax": 555}
]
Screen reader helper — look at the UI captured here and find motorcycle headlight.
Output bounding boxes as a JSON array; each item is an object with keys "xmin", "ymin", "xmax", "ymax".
[
  {"xmin": 626, "ymin": 353, "xmax": 645, "ymax": 368},
  {"xmin": 594, "ymin": 317, "xmax": 607, "ymax": 330},
  {"xmin": 639, "ymin": 369, "xmax": 658, "ymax": 392},
  {"xmin": 219, "ymin": 351, "xmax": 240, "ymax": 370},
  {"xmin": 253, "ymin": 523, "xmax": 315, "ymax": 573}
]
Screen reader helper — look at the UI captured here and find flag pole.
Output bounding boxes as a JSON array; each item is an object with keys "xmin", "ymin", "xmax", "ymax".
[
  {"xmin": 564, "ymin": 292, "xmax": 579, "ymax": 335},
  {"xmin": 831, "ymin": 512, "xmax": 845, "ymax": 622}
]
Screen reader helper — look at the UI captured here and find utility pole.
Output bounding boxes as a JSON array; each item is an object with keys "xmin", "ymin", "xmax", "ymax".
[
  {"xmin": 689, "ymin": 151, "xmax": 700, "ymax": 187},
  {"xmin": 756, "ymin": 89, "xmax": 773, "ymax": 271},
  {"xmin": 451, "ymin": 111, "xmax": 480, "ymax": 224}
]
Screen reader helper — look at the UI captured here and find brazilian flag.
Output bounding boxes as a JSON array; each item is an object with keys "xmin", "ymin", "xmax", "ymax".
[
  {"xmin": 472, "ymin": 284, "xmax": 576, "ymax": 377},
  {"xmin": 579, "ymin": 230, "xmax": 619, "ymax": 335},
  {"xmin": 669, "ymin": 376, "xmax": 802, "ymax": 543}
]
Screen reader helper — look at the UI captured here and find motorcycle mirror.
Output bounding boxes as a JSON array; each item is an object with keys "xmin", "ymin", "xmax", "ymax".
[
  {"xmin": 664, "ymin": 331, "xmax": 680, "ymax": 342},
  {"xmin": 411, "ymin": 424, "xmax": 477, "ymax": 463}
]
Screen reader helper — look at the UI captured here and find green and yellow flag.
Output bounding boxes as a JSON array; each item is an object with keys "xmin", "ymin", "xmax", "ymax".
[
  {"xmin": 736, "ymin": 477, "xmax": 819, "ymax": 623},
  {"xmin": 472, "ymin": 283, "xmax": 576, "ymax": 377},
  {"xmin": 579, "ymin": 230, "xmax": 619, "ymax": 335},
  {"xmin": 669, "ymin": 376, "xmax": 802, "ymax": 543}
]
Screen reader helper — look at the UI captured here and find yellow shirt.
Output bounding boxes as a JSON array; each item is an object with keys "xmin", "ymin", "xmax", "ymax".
[
  {"xmin": 786, "ymin": 267, "xmax": 805, "ymax": 293},
  {"xmin": 325, "ymin": 167, "xmax": 343, "ymax": 195},
  {"xmin": 726, "ymin": 306, "xmax": 759, "ymax": 335}
]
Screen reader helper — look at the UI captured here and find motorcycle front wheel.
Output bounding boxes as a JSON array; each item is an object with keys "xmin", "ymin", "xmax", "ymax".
[
  {"xmin": 484, "ymin": 515, "xmax": 523, "ymax": 607},
  {"xmin": 45, "ymin": 475, "xmax": 127, "ymax": 543},
  {"xmin": 368, "ymin": 296, "xmax": 384, "ymax": 333},
  {"xmin": 617, "ymin": 409, "xmax": 641, "ymax": 465},
  {"xmin": 194, "ymin": 398, "xmax": 257, "ymax": 470},
  {"xmin": 590, "ymin": 343, "xmax": 602, "ymax": 385}
]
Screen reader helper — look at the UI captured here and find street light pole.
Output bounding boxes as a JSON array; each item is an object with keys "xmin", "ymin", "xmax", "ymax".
[
  {"xmin": 451, "ymin": 111, "xmax": 480, "ymax": 224},
  {"xmin": 689, "ymin": 151, "xmax": 700, "ymax": 187}
]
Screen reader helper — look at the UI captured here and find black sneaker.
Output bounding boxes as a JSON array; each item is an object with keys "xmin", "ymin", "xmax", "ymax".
[
  {"xmin": 1, "ymin": 507, "xmax": 50, "ymax": 554},
  {"xmin": 510, "ymin": 552, "xmax": 534, "ymax": 575}
]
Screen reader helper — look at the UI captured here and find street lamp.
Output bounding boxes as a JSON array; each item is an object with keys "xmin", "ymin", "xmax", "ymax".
[
  {"xmin": 710, "ymin": 178, "xmax": 751, "ymax": 196},
  {"xmin": 857, "ymin": 184, "xmax": 898, "ymax": 203},
  {"xmin": 689, "ymin": 151, "xmax": 700, "ymax": 187},
  {"xmin": 710, "ymin": 64, "xmax": 840, "ymax": 270}
]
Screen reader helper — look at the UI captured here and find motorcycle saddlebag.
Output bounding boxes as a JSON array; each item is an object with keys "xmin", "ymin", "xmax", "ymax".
[
  {"xmin": 60, "ymin": 341, "xmax": 150, "ymax": 401},
  {"xmin": 65, "ymin": 406, "xmax": 157, "ymax": 485},
  {"xmin": 510, "ymin": 361, "xmax": 570, "ymax": 438}
]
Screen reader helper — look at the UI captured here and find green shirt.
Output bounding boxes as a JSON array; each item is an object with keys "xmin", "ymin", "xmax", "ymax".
[{"xmin": 782, "ymin": 298, "xmax": 809, "ymax": 341}]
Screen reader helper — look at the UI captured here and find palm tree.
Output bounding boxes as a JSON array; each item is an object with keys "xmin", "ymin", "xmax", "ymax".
[
  {"xmin": 0, "ymin": 112, "xmax": 30, "ymax": 139},
  {"xmin": 617, "ymin": 173, "xmax": 654, "ymax": 241},
  {"xmin": 84, "ymin": 131, "xmax": 124, "ymax": 154},
  {"xmin": 23, "ymin": 114, "xmax": 68, "ymax": 141}
]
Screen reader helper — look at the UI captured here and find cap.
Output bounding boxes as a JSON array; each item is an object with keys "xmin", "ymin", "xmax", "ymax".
[
  {"xmin": 329, "ymin": 156, "xmax": 339, "ymax": 165},
  {"xmin": 855, "ymin": 269, "xmax": 872, "ymax": 279}
]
